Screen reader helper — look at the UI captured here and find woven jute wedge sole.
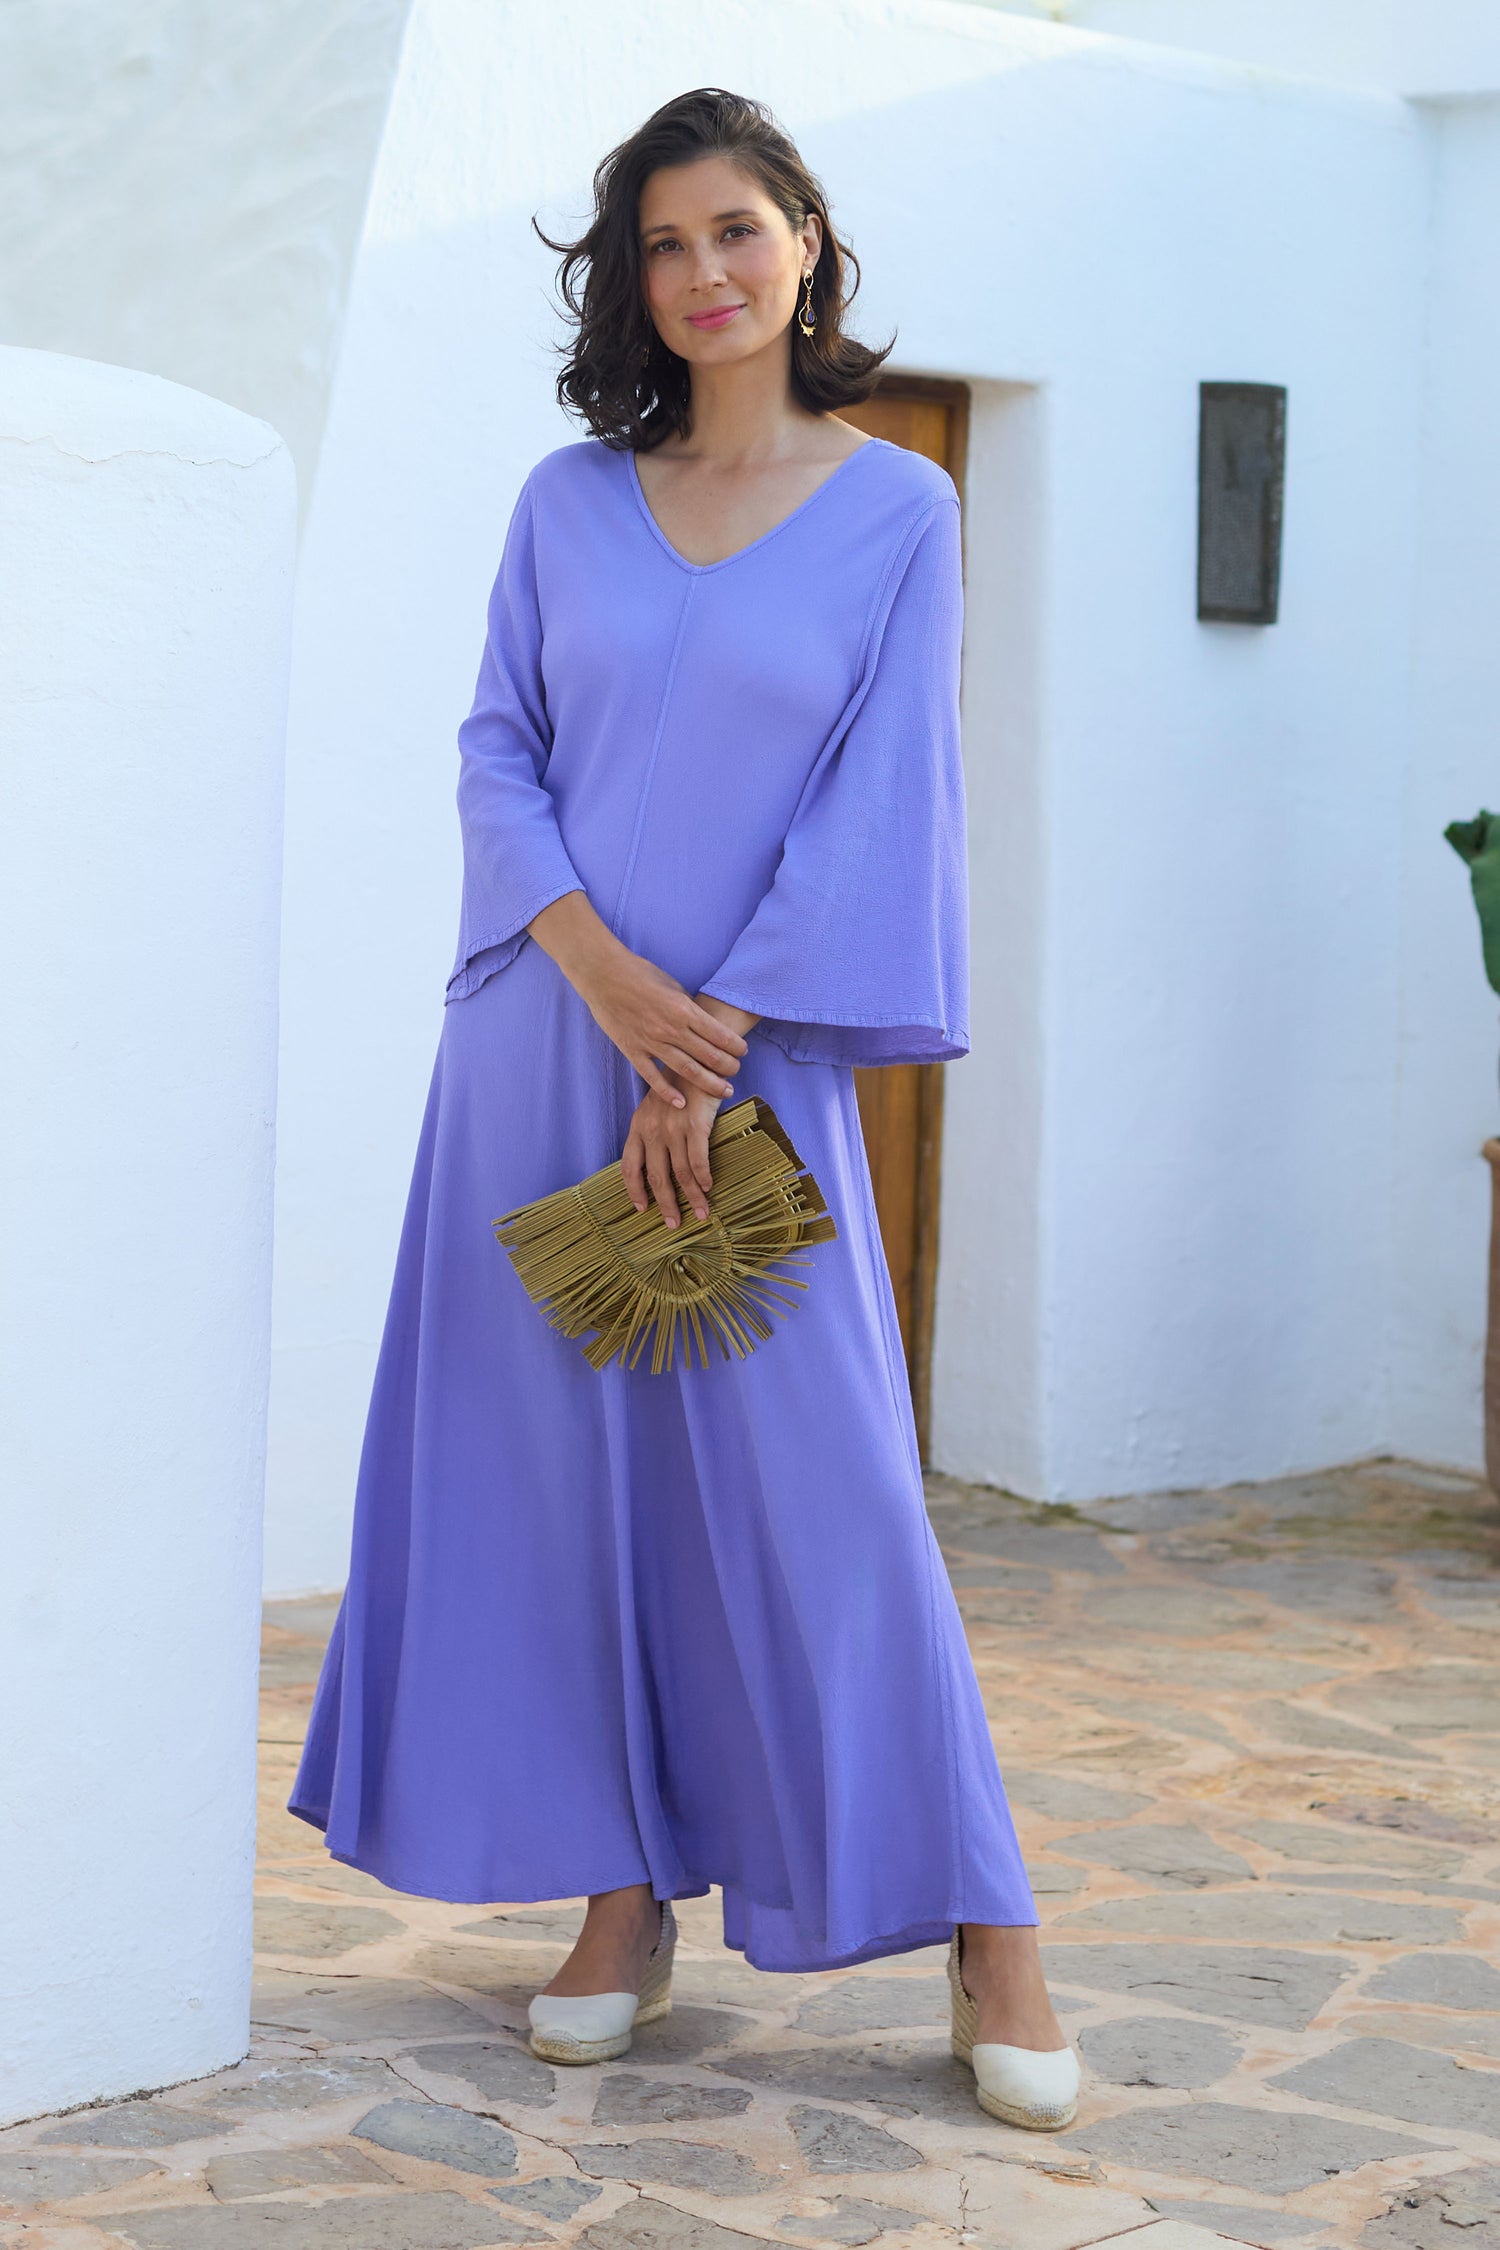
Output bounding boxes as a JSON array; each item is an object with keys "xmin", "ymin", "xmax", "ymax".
[
  {"xmin": 528, "ymin": 1903, "xmax": 676, "ymax": 2066},
  {"xmin": 947, "ymin": 1933, "xmax": 1079, "ymax": 2130}
]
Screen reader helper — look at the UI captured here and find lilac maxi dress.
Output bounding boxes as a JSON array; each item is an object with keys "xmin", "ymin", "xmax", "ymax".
[{"xmin": 288, "ymin": 433, "xmax": 1037, "ymax": 1970}]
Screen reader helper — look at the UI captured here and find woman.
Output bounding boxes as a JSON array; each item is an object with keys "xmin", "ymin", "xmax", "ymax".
[{"xmin": 290, "ymin": 87, "xmax": 1079, "ymax": 2133}]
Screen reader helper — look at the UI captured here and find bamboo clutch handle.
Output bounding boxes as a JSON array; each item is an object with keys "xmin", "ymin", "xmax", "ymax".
[{"xmin": 494, "ymin": 1096, "xmax": 838, "ymax": 1375}]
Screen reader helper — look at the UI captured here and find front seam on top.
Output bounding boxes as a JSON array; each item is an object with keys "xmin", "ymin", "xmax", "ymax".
[{"xmin": 610, "ymin": 577, "xmax": 697, "ymax": 939}]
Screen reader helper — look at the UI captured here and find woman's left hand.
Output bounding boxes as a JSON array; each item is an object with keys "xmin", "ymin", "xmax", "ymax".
[{"xmin": 622, "ymin": 1079, "xmax": 722, "ymax": 1227}]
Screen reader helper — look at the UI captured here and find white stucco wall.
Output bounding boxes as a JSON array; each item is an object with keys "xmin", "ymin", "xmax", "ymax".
[
  {"xmin": 265, "ymin": 0, "xmax": 1438, "ymax": 1590},
  {"xmin": 921, "ymin": 36, "xmax": 1430, "ymax": 1499},
  {"xmin": 985, "ymin": 0, "xmax": 1500, "ymax": 98},
  {"xmin": 1388, "ymin": 98, "xmax": 1500, "ymax": 1472},
  {"xmin": 0, "ymin": 349, "xmax": 294, "ymax": 2122},
  {"xmin": 0, "ymin": 0, "xmax": 412, "ymax": 508}
]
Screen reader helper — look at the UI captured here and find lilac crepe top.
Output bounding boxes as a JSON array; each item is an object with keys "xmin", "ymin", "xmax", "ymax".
[{"xmin": 445, "ymin": 433, "xmax": 969, "ymax": 1070}]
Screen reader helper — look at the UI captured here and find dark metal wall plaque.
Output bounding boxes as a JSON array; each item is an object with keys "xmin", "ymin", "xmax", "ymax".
[{"xmin": 1198, "ymin": 382, "xmax": 1286, "ymax": 624}]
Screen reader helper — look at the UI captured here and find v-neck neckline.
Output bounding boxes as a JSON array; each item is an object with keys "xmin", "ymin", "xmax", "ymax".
[{"xmin": 626, "ymin": 436, "xmax": 885, "ymax": 576}]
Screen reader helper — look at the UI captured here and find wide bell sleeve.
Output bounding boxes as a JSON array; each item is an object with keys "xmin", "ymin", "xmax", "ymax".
[
  {"xmin": 700, "ymin": 495, "xmax": 969, "ymax": 1067},
  {"xmin": 444, "ymin": 474, "xmax": 584, "ymax": 1002}
]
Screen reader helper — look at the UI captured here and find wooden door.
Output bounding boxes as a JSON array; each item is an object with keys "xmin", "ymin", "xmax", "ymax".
[{"xmin": 839, "ymin": 379, "xmax": 969, "ymax": 1463}]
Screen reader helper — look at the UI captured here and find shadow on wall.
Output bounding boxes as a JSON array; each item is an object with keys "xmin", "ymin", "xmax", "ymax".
[{"xmin": 0, "ymin": 0, "xmax": 415, "ymax": 509}]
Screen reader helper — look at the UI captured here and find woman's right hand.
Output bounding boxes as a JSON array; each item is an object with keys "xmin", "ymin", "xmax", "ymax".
[{"xmin": 529, "ymin": 891, "xmax": 747, "ymax": 1106}]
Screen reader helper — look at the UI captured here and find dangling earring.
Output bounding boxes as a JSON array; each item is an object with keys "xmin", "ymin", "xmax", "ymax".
[{"xmin": 798, "ymin": 269, "xmax": 816, "ymax": 339}]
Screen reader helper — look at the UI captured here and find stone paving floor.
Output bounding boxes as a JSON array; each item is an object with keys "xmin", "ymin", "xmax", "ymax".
[{"xmin": 2, "ymin": 1460, "xmax": 1498, "ymax": 2250}]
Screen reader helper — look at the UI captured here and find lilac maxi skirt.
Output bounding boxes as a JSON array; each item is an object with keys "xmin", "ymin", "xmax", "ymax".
[{"xmin": 288, "ymin": 939, "xmax": 1037, "ymax": 1971}]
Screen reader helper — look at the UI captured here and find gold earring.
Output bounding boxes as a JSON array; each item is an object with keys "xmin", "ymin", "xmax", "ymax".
[{"xmin": 798, "ymin": 270, "xmax": 816, "ymax": 339}]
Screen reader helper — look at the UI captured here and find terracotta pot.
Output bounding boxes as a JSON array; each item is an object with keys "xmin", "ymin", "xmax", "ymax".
[{"xmin": 1484, "ymin": 1140, "xmax": 1500, "ymax": 1490}]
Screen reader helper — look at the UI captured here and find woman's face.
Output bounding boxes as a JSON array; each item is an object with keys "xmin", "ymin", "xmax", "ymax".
[{"xmin": 638, "ymin": 155, "xmax": 821, "ymax": 369}]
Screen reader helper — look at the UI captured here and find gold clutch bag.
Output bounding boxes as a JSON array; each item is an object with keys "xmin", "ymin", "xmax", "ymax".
[{"xmin": 494, "ymin": 1095, "xmax": 838, "ymax": 1375}]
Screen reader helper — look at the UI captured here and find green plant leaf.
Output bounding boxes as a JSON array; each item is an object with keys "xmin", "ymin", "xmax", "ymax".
[{"xmin": 1446, "ymin": 809, "xmax": 1500, "ymax": 995}]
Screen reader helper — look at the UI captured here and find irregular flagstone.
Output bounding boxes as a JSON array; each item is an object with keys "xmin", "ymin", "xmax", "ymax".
[
  {"xmin": 38, "ymin": 2103, "xmax": 229, "ymax": 2150},
  {"xmin": 1270, "ymin": 2036, "xmax": 1500, "ymax": 2136},
  {"xmin": 257, "ymin": 1643, "xmax": 327, "ymax": 1690},
  {"xmin": 0, "ymin": 2153, "xmax": 161, "ymax": 2205},
  {"xmin": 251, "ymin": 1972, "xmax": 489, "ymax": 2042},
  {"xmin": 262, "ymin": 1598, "xmax": 343, "ymax": 1638},
  {"xmin": 454, "ymin": 1912, "xmax": 582, "ymax": 1942},
  {"xmin": 1235, "ymin": 1471, "xmax": 1381, "ymax": 1519},
  {"xmin": 1244, "ymin": 1701, "xmax": 1436, "ymax": 1763},
  {"xmin": 935, "ymin": 1515, "xmax": 1127, "ymax": 1574},
  {"xmin": 773, "ymin": 2194, "xmax": 921, "ymax": 2243},
  {"xmin": 214, "ymin": 1464, "xmax": 1500, "ymax": 2250},
  {"xmin": 1349, "ymin": 1460, "xmax": 1484, "ymax": 1495},
  {"xmin": 1217, "ymin": 1557, "xmax": 1400, "ymax": 1621},
  {"xmin": 705, "ymin": 2038, "xmax": 978, "ymax": 2123},
  {"xmin": 1147, "ymin": 1536, "xmax": 1249, "ymax": 1566},
  {"xmin": 204, "ymin": 2145, "xmax": 392, "ymax": 2199},
  {"xmin": 1102, "ymin": 1648, "xmax": 1336, "ymax": 1691},
  {"xmin": 591, "ymin": 2073, "xmax": 752, "ymax": 2124},
  {"xmin": 1280, "ymin": 1874, "xmax": 1500, "ymax": 1906},
  {"xmin": 1078, "ymin": 2016, "xmax": 1243, "ymax": 2089},
  {"xmin": 1041, "ymin": 1943, "xmax": 1353, "ymax": 2029},
  {"xmin": 351, "ymin": 2099, "xmax": 518, "ymax": 2177},
  {"xmin": 1413, "ymin": 1577, "xmax": 1500, "ymax": 1622},
  {"xmin": 947, "ymin": 1564, "xmax": 1053, "ymax": 1588},
  {"xmin": 253, "ymin": 1898, "xmax": 405, "ymax": 1958},
  {"xmin": 487, "ymin": 2177, "xmax": 601, "ymax": 2219},
  {"xmin": 1364, "ymin": 1955, "xmax": 1500, "ymax": 2011},
  {"xmin": 1360, "ymin": 2163, "xmax": 1500, "ymax": 2248},
  {"xmin": 572, "ymin": 2139, "xmax": 776, "ymax": 2195},
  {"xmin": 1062, "ymin": 2101, "xmax": 1433, "ymax": 2193},
  {"xmin": 472, "ymin": 1905, "xmax": 582, "ymax": 1927},
  {"xmin": 1001, "ymin": 1772, "xmax": 1155, "ymax": 1823},
  {"xmin": 197, "ymin": 2058, "xmax": 401, "ymax": 2115},
  {"xmin": 793, "ymin": 1979, "xmax": 948, "ymax": 2037},
  {"xmin": 99, "ymin": 2191, "xmax": 542, "ymax": 2247},
  {"xmin": 1029, "ymin": 1860, "xmax": 1091, "ymax": 1896},
  {"xmin": 786, "ymin": 2107, "xmax": 923, "ymax": 2174},
  {"xmin": 669, "ymin": 1960, "xmax": 809, "ymax": 2011},
  {"xmin": 1118, "ymin": 1702, "xmax": 1242, "ymax": 1748},
  {"xmin": 1146, "ymin": 2200, "xmax": 1327, "ymax": 2243},
  {"xmin": 1394, "ymin": 2015, "xmax": 1500, "ymax": 2062},
  {"xmin": 1088, "ymin": 1491, "xmax": 1237, "ymax": 1532},
  {"xmin": 1042, "ymin": 1726, "xmax": 1189, "ymax": 1775},
  {"xmin": 409, "ymin": 1942, "xmax": 559, "ymax": 1996},
  {"xmin": 1232, "ymin": 1821, "xmax": 1463, "ymax": 1878},
  {"xmin": 1059, "ymin": 1890, "xmax": 1463, "ymax": 1944},
  {"xmin": 580, "ymin": 2197, "xmax": 769, "ymax": 2249},
  {"xmin": 1082, "ymin": 1583, "xmax": 1258, "ymax": 1634},
  {"xmin": 1056, "ymin": 1826, "xmax": 1254, "ymax": 1890},
  {"xmin": 1330, "ymin": 1667, "xmax": 1500, "ymax": 1735},
  {"xmin": 628, "ymin": 2005, "xmax": 752, "ymax": 2061},
  {"xmin": 957, "ymin": 1589, "xmax": 1047, "ymax": 1625},
  {"xmin": 1316, "ymin": 1800, "xmax": 1497, "ymax": 1850},
  {"xmin": 402, "ymin": 2041, "xmax": 557, "ymax": 2106}
]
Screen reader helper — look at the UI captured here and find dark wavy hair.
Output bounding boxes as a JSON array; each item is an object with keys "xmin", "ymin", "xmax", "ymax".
[{"xmin": 536, "ymin": 88, "xmax": 891, "ymax": 452}]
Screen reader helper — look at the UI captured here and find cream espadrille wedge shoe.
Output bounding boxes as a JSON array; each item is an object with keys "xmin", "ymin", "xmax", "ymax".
[
  {"xmin": 948, "ymin": 1930, "xmax": 1080, "ymax": 2130},
  {"xmin": 528, "ymin": 1901, "xmax": 677, "ymax": 2065}
]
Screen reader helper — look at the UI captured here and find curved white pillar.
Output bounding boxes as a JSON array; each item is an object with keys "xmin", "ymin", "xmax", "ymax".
[{"xmin": 0, "ymin": 349, "xmax": 295, "ymax": 2123}]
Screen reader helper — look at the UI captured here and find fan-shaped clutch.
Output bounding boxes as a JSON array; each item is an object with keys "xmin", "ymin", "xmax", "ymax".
[{"xmin": 494, "ymin": 1096, "xmax": 838, "ymax": 1374}]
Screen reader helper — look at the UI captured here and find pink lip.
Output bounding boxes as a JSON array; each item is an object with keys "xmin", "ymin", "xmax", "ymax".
[{"xmin": 686, "ymin": 304, "xmax": 744, "ymax": 331}]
